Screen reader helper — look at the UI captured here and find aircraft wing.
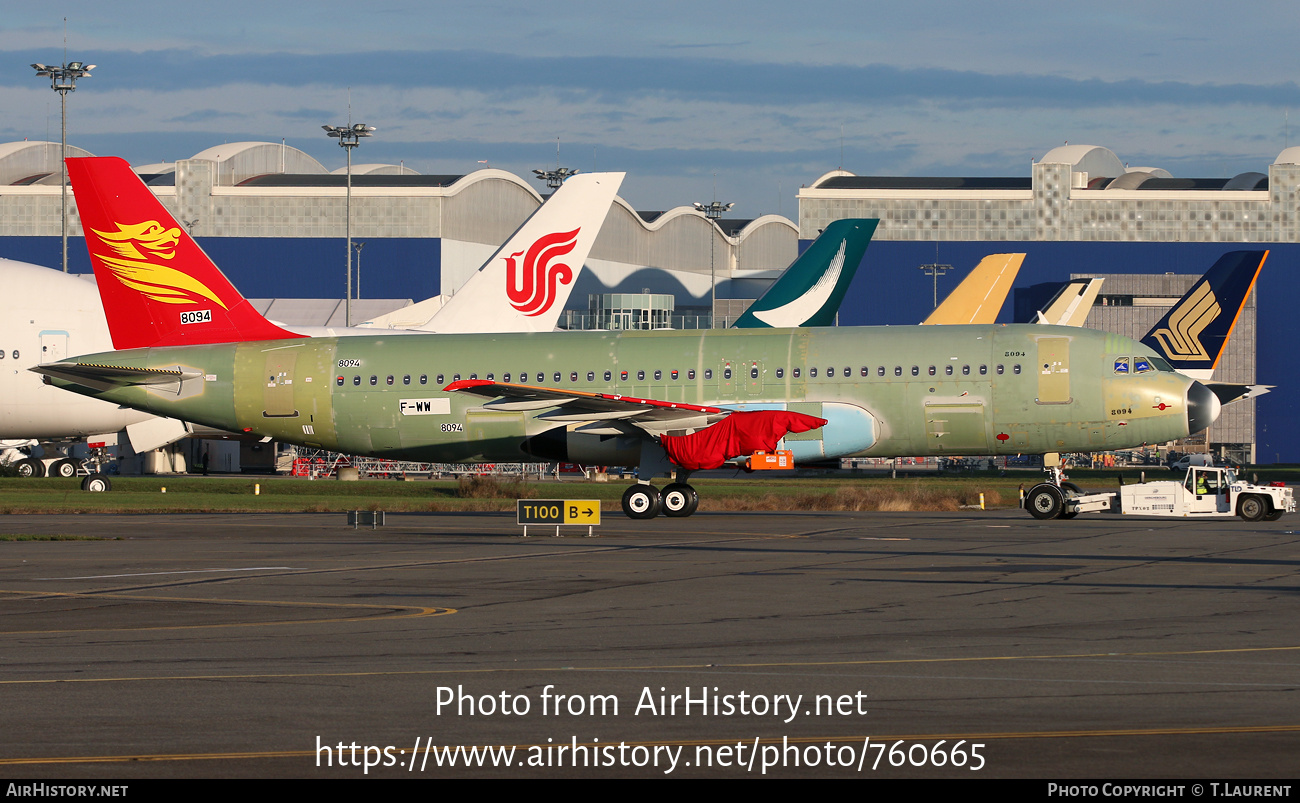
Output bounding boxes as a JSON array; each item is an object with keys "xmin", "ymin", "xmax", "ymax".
[{"xmin": 444, "ymin": 379, "xmax": 728, "ymax": 435}]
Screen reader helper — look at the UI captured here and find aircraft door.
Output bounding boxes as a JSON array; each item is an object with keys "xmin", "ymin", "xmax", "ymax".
[
  {"xmin": 1036, "ymin": 337, "xmax": 1072, "ymax": 404},
  {"xmin": 39, "ymin": 331, "xmax": 68, "ymax": 363},
  {"xmin": 263, "ymin": 350, "xmax": 299, "ymax": 418}
]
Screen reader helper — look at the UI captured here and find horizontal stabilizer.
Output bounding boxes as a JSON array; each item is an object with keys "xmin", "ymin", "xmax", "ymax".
[
  {"xmin": 33, "ymin": 362, "xmax": 202, "ymax": 391},
  {"xmin": 1206, "ymin": 383, "xmax": 1272, "ymax": 405}
]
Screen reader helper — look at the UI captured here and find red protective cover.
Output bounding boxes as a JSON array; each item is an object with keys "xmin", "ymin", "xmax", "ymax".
[
  {"xmin": 660, "ymin": 410, "xmax": 828, "ymax": 470},
  {"xmin": 67, "ymin": 156, "xmax": 302, "ymax": 349}
]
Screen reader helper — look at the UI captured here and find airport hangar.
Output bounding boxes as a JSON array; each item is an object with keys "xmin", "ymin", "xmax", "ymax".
[
  {"xmin": 799, "ymin": 144, "xmax": 1291, "ymax": 465},
  {"xmin": 0, "ymin": 140, "xmax": 1276, "ymax": 463}
]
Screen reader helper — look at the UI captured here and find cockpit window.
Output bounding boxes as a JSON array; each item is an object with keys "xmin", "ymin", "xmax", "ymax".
[
  {"xmin": 1150, "ymin": 356, "xmax": 1175, "ymax": 372},
  {"xmin": 1114, "ymin": 357, "xmax": 1130, "ymax": 374},
  {"xmin": 1134, "ymin": 358, "xmax": 1153, "ymax": 373}
]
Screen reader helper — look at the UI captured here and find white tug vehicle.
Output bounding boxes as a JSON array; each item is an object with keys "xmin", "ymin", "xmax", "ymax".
[{"xmin": 1025, "ymin": 464, "xmax": 1295, "ymax": 522}]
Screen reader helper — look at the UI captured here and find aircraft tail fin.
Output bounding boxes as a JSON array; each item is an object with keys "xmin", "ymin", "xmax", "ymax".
[
  {"xmin": 732, "ymin": 219, "xmax": 877, "ymax": 328},
  {"xmin": 423, "ymin": 172, "xmax": 625, "ymax": 333},
  {"xmin": 1140, "ymin": 250, "xmax": 1266, "ymax": 380},
  {"xmin": 66, "ymin": 156, "xmax": 302, "ymax": 350},
  {"xmin": 921, "ymin": 253, "xmax": 1025, "ymax": 325},
  {"xmin": 1035, "ymin": 277, "xmax": 1105, "ymax": 327}
]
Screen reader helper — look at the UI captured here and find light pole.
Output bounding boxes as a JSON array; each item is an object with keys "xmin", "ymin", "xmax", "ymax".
[
  {"xmin": 353, "ymin": 241, "xmax": 365, "ymax": 299},
  {"xmin": 32, "ymin": 60, "xmax": 94, "ymax": 273},
  {"xmin": 532, "ymin": 167, "xmax": 579, "ymax": 191},
  {"xmin": 918, "ymin": 261, "xmax": 952, "ymax": 309},
  {"xmin": 322, "ymin": 122, "xmax": 375, "ymax": 326},
  {"xmin": 692, "ymin": 200, "xmax": 733, "ymax": 327}
]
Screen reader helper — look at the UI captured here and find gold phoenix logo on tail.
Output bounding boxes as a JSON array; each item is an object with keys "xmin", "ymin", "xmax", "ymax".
[
  {"xmin": 90, "ymin": 220, "xmax": 229, "ymax": 309},
  {"xmin": 1150, "ymin": 281, "xmax": 1220, "ymax": 361}
]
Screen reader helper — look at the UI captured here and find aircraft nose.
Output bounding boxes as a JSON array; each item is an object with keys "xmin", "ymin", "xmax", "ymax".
[{"xmin": 1186, "ymin": 381, "xmax": 1221, "ymax": 435}]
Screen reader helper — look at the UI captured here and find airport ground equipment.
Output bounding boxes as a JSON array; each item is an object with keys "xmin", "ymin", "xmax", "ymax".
[{"xmin": 1024, "ymin": 465, "xmax": 1293, "ymax": 521}]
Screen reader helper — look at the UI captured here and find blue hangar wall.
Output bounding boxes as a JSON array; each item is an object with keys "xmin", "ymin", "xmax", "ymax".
[
  {"xmin": 1, "ymin": 236, "xmax": 444, "ymax": 302},
  {"xmin": 832, "ymin": 240, "xmax": 1296, "ymax": 463}
]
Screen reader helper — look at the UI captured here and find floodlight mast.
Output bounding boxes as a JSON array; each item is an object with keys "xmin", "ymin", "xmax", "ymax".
[
  {"xmin": 32, "ymin": 60, "xmax": 94, "ymax": 273},
  {"xmin": 692, "ymin": 200, "xmax": 734, "ymax": 327},
  {"xmin": 322, "ymin": 122, "xmax": 374, "ymax": 326},
  {"xmin": 531, "ymin": 167, "xmax": 580, "ymax": 191}
]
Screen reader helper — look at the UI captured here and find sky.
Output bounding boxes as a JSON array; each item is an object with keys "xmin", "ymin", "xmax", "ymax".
[{"xmin": 3, "ymin": 1, "xmax": 1299, "ymax": 216}]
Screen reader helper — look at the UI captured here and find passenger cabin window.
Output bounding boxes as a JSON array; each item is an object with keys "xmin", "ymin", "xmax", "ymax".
[
  {"xmin": 979, "ymin": 365, "xmax": 987, "ymax": 375},
  {"xmin": 571, "ymin": 372, "xmax": 579, "ymax": 382},
  {"xmin": 420, "ymin": 375, "xmax": 428, "ymax": 385},
  {"xmin": 336, "ymin": 376, "xmax": 344, "ymax": 386},
  {"xmin": 370, "ymin": 376, "xmax": 378, "ymax": 386},
  {"xmin": 996, "ymin": 365, "xmax": 1004, "ymax": 375},
  {"xmin": 810, "ymin": 367, "xmax": 818, "ymax": 378},
  {"xmin": 403, "ymin": 375, "xmax": 411, "ymax": 385},
  {"xmin": 860, "ymin": 367, "xmax": 869, "ymax": 377},
  {"xmin": 776, "ymin": 367, "xmax": 785, "ymax": 378},
  {"xmin": 1014, "ymin": 364, "xmax": 1022, "ymax": 375},
  {"xmin": 962, "ymin": 365, "xmax": 970, "ymax": 376},
  {"xmin": 587, "ymin": 371, "xmax": 595, "ymax": 382},
  {"xmin": 724, "ymin": 367, "xmax": 732, "ymax": 379},
  {"xmin": 654, "ymin": 370, "xmax": 662, "ymax": 380},
  {"xmin": 453, "ymin": 373, "xmax": 461, "ymax": 382},
  {"xmin": 688, "ymin": 370, "xmax": 696, "ymax": 380},
  {"xmin": 621, "ymin": 371, "xmax": 629, "ymax": 381},
  {"xmin": 604, "ymin": 371, "xmax": 612, "ymax": 381},
  {"xmin": 637, "ymin": 370, "xmax": 645, "ymax": 381},
  {"xmin": 705, "ymin": 369, "xmax": 713, "ymax": 380},
  {"xmin": 792, "ymin": 367, "xmax": 800, "ymax": 378},
  {"xmin": 503, "ymin": 373, "xmax": 511, "ymax": 382},
  {"xmin": 671, "ymin": 370, "xmax": 679, "ymax": 380},
  {"xmin": 353, "ymin": 376, "xmax": 361, "ymax": 386},
  {"xmin": 553, "ymin": 372, "xmax": 561, "ymax": 383},
  {"xmin": 469, "ymin": 373, "xmax": 477, "ymax": 380},
  {"xmin": 877, "ymin": 366, "xmax": 885, "ymax": 377},
  {"xmin": 911, "ymin": 366, "xmax": 919, "ymax": 376},
  {"xmin": 894, "ymin": 366, "xmax": 902, "ymax": 376},
  {"xmin": 387, "ymin": 375, "xmax": 395, "ymax": 385},
  {"xmin": 928, "ymin": 366, "xmax": 936, "ymax": 376},
  {"xmin": 751, "ymin": 366, "xmax": 759, "ymax": 379},
  {"xmin": 486, "ymin": 373, "xmax": 494, "ymax": 381},
  {"xmin": 436, "ymin": 374, "xmax": 445, "ymax": 384},
  {"xmin": 945, "ymin": 365, "xmax": 953, "ymax": 376}
]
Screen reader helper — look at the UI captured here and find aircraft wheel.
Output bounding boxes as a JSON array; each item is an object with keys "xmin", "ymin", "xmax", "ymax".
[
  {"xmin": 1025, "ymin": 484, "xmax": 1063, "ymax": 520},
  {"xmin": 14, "ymin": 458, "xmax": 44, "ymax": 478},
  {"xmin": 661, "ymin": 483, "xmax": 699, "ymax": 517},
  {"xmin": 621, "ymin": 484, "xmax": 661, "ymax": 520},
  {"xmin": 1262, "ymin": 509, "xmax": 1284, "ymax": 522},
  {"xmin": 1238, "ymin": 495, "xmax": 1265, "ymax": 522},
  {"xmin": 80, "ymin": 473, "xmax": 112, "ymax": 493},
  {"xmin": 49, "ymin": 459, "xmax": 80, "ymax": 478}
]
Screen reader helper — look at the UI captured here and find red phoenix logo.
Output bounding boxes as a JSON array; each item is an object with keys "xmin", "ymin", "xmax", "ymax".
[{"xmin": 504, "ymin": 228, "xmax": 580, "ymax": 316}]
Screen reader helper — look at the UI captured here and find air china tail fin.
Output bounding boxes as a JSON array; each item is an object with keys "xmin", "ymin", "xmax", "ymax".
[
  {"xmin": 732, "ymin": 219, "xmax": 877, "ymax": 328},
  {"xmin": 1140, "ymin": 250, "xmax": 1266, "ymax": 381},
  {"xmin": 66, "ymin": 156, "xmax": 302, "ymax": 350},
  {"xmin": 921, "ymin": 253, "xmax": 1025, "ymax": 325},
  {"xmin": 409, "ymin": 171, "xmax": 625, "ymax": 333}
]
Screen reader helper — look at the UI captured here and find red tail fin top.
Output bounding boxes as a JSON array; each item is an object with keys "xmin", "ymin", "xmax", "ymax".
[{"xmin": 67, "ymin": 156, "xmax": 302, "ymax": 349}]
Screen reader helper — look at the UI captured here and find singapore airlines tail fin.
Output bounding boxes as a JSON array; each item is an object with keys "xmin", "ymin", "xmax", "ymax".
[
  {"xmin": 921, "ymin": 253, "xmax": 1025, "ymax": 325},
  {"xmin": 1033, "ymin": 277, "xmax": 1105, "ymax": 326},
  {"xmin": 388, "ymin": 171, "xmax": 625, "ymax": 333},
  {"xmin": 1140, "ymin": 250, "xmax": 1266, "ymax": 381},
  {"xmin": 732, "ymin": 219, "xmax": 877, "ymax": 328},
  {"xmin": 66, "ymin": 157, "xmax": 302, "ymax": 350}
]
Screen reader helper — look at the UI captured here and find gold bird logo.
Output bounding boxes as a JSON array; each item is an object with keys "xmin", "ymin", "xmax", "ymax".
[
  {"xmin": 1150, "ymin": 281, "xmax": 1219, "ymax": 361},
  {"xmin": 91, "ymin": 220, "xmax": 229, "ymax": 309}
]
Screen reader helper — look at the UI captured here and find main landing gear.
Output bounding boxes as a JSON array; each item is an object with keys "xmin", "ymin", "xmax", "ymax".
[{"xmin": 620, "ymin": 469, "xmax": 700, "ymax": 519}]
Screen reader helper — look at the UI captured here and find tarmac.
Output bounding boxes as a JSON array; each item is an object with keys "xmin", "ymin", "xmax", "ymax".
[{"xmin": 1, "ymin": 509, "xmax": 1297, "ymax": 778}]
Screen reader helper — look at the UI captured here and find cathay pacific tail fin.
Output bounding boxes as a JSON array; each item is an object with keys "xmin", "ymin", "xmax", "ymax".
[{"xmin": 732, "ymin": 219, "xmax": 877, "ymax": 328}]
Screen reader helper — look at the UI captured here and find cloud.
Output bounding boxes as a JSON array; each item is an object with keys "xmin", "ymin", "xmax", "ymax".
[{"xmin": 5, "ymin": 47, "xmax": 1300, "ymax": 111}]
